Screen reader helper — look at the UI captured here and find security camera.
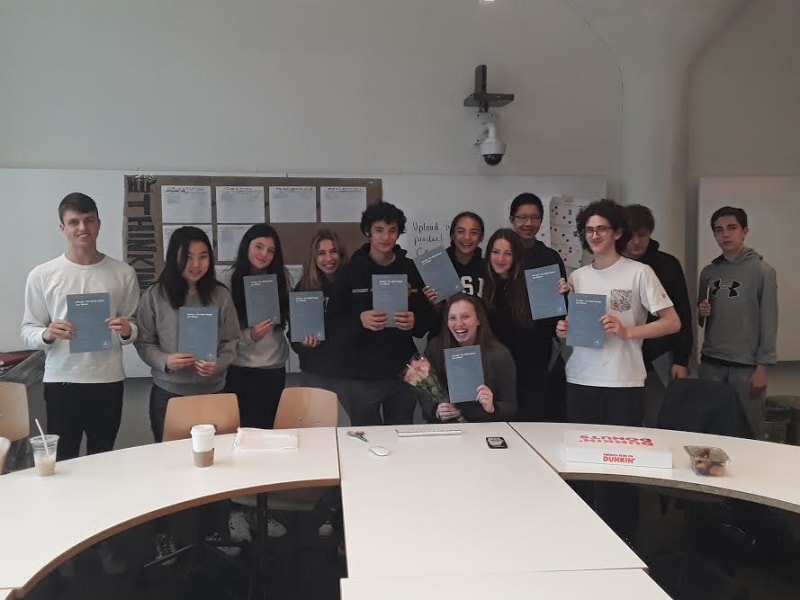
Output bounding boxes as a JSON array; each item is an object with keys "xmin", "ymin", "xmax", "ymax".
[{"xmin": 476, "ymin": 117, "xmax": 506, "ymax": 166}]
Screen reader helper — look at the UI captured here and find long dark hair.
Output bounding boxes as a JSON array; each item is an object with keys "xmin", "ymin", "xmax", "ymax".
[
  {"xmin": 230, "ymin": 224, "xmax": 289, "ymax": 328},
  {"xmin": 483, "ymin": 228, "xmax": 531, "ymax": 326},
  {"xmin": 158, "ymin": 226, "xmax": 218, "ymax": 309},
  {"xmin": 429, "ymin": 293, "xmax": 499, "ymax": 387},
  {"xmin": 297, "ymin": 229, "xmax": 348, "ymax": 292}
]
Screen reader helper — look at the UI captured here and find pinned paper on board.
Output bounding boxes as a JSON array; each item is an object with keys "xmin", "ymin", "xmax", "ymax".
[{"xmin": 550, "ymin": 195, "xmax": 589, "ymax": 269}]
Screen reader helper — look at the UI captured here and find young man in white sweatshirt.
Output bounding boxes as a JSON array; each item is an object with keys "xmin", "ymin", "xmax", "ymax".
[{"xmin": 22, "ymin": 193, "xmax": 140, "ymax": 460}]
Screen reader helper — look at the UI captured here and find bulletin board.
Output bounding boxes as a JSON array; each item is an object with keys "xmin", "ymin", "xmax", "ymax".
[{"xmin": 123, "ymin": 174, "xmax": 382, "ymax": 290}]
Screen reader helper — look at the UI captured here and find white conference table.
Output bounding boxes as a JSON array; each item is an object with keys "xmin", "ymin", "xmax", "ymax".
[
  {"xmin": 337, "ymin": 422, "xmax": 646, "ymax": 579},
  {"xmin": 0, "ymin": 429, "xmax": 339, "ymax": 596},
  {"xmin": 340, "ymin": 569, "xmax": 671, "ymax": 599},
  {"xmin": 512, "ymin": 422, "xmax": 800, "ymax": 514}
]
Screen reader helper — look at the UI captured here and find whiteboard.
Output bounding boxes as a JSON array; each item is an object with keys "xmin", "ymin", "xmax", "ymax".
[
  {"xmin": 698, "ymin": 177, "xmax": 800, "ymax": 361},
  {"xmin": 0, "ymin": 169, "xmax": 605, "ymax": 376}
]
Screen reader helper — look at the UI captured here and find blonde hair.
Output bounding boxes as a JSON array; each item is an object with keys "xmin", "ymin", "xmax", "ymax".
[{"xmin": 297, "ymin": 229, "xmax": 348, "ymax": 291}]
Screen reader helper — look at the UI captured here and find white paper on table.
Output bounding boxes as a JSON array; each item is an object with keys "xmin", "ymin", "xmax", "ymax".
[
  {"xmin": 162, "ymin": 224, "xmax": 214, "ymax": 259},
  {"xmin": 233, "ymin": 428, "xmax": 299, "ymax": 451},
  {"xmin": 162, "ymin": 185, "xmax": 212, "ymax": 223},
  {"xmin": 320, "ymin": 186, "xmax": 366, "ymax": 222},
  {"xmin": 268, "ymin": 186, "xmax": 317, "ymax": 223},
  {"xmin": 217, "ymin": 224, "xmax": 253, "ymax": 262},
  {"xmin": 216, "ymin": 186, "xmax": 265, "ymax": 223}
]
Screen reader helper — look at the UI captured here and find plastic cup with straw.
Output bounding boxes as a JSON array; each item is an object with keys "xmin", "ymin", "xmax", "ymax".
[{"xmin": 30, "ymin": 418, "xmax": 58, "ymax": 476}]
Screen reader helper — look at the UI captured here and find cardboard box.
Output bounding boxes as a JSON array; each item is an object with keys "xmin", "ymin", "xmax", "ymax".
[{"xmin": 563, "ymin": 431, "xmax": 673, "ymax": 469}]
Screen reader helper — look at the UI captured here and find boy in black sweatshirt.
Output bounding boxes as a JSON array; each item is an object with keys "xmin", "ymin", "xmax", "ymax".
[
  {"xmin": 327, "ymin": 202, "xmax": 431, "ymax": 425},
  {"xmin": 624, "ymin": 204, "xmax": 693, "ymax": 426}
]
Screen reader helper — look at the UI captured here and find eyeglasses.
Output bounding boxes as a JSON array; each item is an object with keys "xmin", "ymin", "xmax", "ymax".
[
  {"xmin": 512, "ymin": 214, "xmax": 543, "ymax": 224},
  {"xmin": 583, "ymin": 226, "xmax": 613, "ymax": 236}
]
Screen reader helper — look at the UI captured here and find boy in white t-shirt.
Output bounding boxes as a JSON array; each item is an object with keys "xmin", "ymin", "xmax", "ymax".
[{"xmin": 555, "ymin": 199, "xmax": 680, "ymax": 544}]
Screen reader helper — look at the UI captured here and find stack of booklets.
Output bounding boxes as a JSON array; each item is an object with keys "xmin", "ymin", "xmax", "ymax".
[{"xmin": 563, "ymin": 430, "xmax": 673, "ymax": 468}]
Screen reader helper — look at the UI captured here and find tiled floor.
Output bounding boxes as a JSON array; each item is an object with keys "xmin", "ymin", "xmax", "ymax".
[{"xmin": 18, "ymin": 379, "xmax": 800, "ymax": 599}]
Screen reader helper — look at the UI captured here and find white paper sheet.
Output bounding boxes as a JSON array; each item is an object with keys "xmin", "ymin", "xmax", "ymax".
[
  {"xmin": 320, "ymin": 186, "xmax": 366, "ymax": 222},
  {"xmin": 162, "ymin": 224, "xmax": 214, "ymax": 259},
  {"xmin": 161, "ymin": 185, "xmax": 212, "ymax": 223},
  {"xmin": 216, "ymin": 186, "xmax": 265, "ymax": 223},
  {"xmin": 268, "ymin": 186, "xmax": 317, "ymax": 223},
  {"xmin": 217, "ymin": 224, "xmax": 253, "ymax": 262}
]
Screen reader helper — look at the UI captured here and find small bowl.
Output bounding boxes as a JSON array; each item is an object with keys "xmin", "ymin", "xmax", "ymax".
[{"xmin": 684, "ymin": 445, "xmax": 729, "ymax": 476}]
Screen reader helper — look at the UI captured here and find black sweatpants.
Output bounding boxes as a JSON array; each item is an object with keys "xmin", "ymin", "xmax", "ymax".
[
  {"xmin": 225, "ymin": 365, "xmax": 286, "ymax": 429},
  {"xmin": 44, "ymin": 381, "xmax": 124, "ymax": 460}
]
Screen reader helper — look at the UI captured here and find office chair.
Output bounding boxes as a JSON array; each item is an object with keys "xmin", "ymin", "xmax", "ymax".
[
  {"xmin": 0, "ymin": 381, "xmax": 31, "ymax": 473},
  {"xmin": 656, "ymin": 378, "xmax": 792, "ymax": 569}
]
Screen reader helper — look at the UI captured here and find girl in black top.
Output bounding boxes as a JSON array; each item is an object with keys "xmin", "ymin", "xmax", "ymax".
[
  {"xmin": 424, "ymin": 211, "xmax": 487, "ymax": 338},
  {"xmin": 484, "ymin": 228, "xmax": 568, "ymax": 421},
  {"xmin": 291, "ymin": 228, "xmax": 349, "ymax": 380}
]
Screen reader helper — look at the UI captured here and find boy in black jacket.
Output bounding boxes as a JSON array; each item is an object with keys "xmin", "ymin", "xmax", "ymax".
[
  {"xmin": 624, "ymin": 204, "xmax": 693, "ymax": 426},
  {"xmin": 327, "ymin": 202, "xmax": 431, "ymax": 425}
]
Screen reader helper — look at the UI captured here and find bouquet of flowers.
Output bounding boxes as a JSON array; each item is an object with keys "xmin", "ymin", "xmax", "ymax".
[{"xmin": 402, "ymin": 355, "xmax": 467, "ymax": 423}]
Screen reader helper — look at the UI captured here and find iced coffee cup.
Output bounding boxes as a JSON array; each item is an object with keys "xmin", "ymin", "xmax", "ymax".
[
  {"xmin": 190, "ymin": 424, "xmax": 215, "ymax": 467},
  {"xmin": 30, "ymin": 434, "xmax": 59, "ymax": 476}
]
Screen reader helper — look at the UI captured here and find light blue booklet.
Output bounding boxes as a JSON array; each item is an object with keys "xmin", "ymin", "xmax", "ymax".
[
  {"xmin": 289, "ymin": 291, "xmax": 326, "ymax": 342},
  {"xmin": 372, "ymin": 274, "xmax": 408, "ymax": 328},
  {"xmin": 66, "ymin": 292, "xmax": 112, "ymax": 353},
  {"xmin": 524, "ymin": 265, "xmax": 567, "ymax": 320},
  {"xmin": 244, "ymin": 274, "xmax": 280, "ymax": 326},
  {"xmin": 178, "ymin": 306, "xmax": 219, "ymax": 361},
  {"xmin": 566, "ymin": 293, "xmax": 606, "ymax": 349},
  {"xmin": 444, "ymin": 345, "xmax": 484, "ymax": 403},
  {"xmin": 413, "ymin": 245, "xmax": 463, "ymax": 303}
]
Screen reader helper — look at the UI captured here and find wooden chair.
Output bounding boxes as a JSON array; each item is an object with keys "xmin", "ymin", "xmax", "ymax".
[
  {"xmin": 273, "ymin": 387, "xmax": 339, "ymax": 430},
  {"xmin": 163, "ymin": 393, "xmax": 240, "ymax": 441},
  {"xmin": 0, "ymin": 381, "xmax": 30, "ymax": 442},
  {"xmin": 0, "ymin": 381, "xmax": 31, "ymax": 473},
  {"xmin": 266, "ymin": 387, "xmax": 339, "ymax": 509},
  {"xmin": 0, "ymin": 436, "xmax": 11, "ymax": 474}
]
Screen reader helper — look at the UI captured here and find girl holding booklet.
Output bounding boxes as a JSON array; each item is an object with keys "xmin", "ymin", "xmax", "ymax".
[
  {"xmin": 291, "ymin": 229, "xmax": 351, "ymax": 394},
  {"xmin": 225, "ymin": 223, "xmax": 290, "ymax": 430},
  {"xmin": 134, "ymin": 226, "xmax": 240, "ymax": 563},
  {"xmin": 421, "ymin": 293, "xmax": 516, "ymax": 422},
  {"xmin": 423, "ymin": 211, "xmax": 487, "ymax": 339},
  {"xmin": 135, "ymin": 226, "xmax": 240, "ymax": 443},
  {"xmin": 484, "ymin": 229, "xmax": 570, "ymax": 422}
]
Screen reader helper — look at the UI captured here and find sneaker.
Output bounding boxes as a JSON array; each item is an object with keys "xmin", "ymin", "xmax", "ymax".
[
  {"xmin": 154, "ymin": 533, "xmax": 178, "ymax": 567},
  {"xmin": 95, "ymin": 541, "xmax": 127, "ymax": 575},
  {"xmin": 205, "ymin": 532, "xmax": 241, "ymax": 558},
  {"xmin": 317, "ymin": 519, "xmax": 334, "ymax": 538},
  {"xmin": 267, "ymin": 517, "xmax": 287, "ymax": 539},
  {"xmin": 228, "ymin": 509, "xmax": 252, "ymax": 544}
]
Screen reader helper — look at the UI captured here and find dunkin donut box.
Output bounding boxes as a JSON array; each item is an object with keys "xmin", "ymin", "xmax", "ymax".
[{"xmin": 563, "ymin": 431, "xmax": 673, "ymax": 469}]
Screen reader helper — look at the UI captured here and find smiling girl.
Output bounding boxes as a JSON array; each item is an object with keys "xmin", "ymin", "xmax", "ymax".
[
  {"xmin": 421, "ymin": 294, "xmax": 516, "ymax": 422},
  {"xmin": 225, "ymin": 224, "xmax": 290, "ymax": 430},
  {"xmin": 484, "ymin": 228, "xmax": 568, "ymax": 422}
]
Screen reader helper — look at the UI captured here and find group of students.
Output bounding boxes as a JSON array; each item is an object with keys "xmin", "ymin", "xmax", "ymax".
[{"xmin": 21, "ymin": 190, "xmax": 777, "ymax": 564}]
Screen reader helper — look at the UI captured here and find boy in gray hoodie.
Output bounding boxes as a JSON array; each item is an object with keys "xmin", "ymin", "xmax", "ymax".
[{"xmin": 698, "ymin": 206, "xmax": 778, "ymax": 439}]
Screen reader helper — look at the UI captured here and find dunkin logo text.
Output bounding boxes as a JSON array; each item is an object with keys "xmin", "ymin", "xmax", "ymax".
[{"xmin": 579, "ymin": 435, "xmax": 654, "ymax": 446}]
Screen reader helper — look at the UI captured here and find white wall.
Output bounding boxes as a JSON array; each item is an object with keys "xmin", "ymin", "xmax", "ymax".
[
  {"xmin": 688, "ymin": 0, "xmax": 800, "ymax": 395},
  {"xmin": 0, "ymin": 0, "xmax": 621, "ymax": 182}
]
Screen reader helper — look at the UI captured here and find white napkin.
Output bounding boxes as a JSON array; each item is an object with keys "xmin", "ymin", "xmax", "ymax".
[{"xmin": 233, "ymin": 427, "xmax": 299, "ymax": 451}]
